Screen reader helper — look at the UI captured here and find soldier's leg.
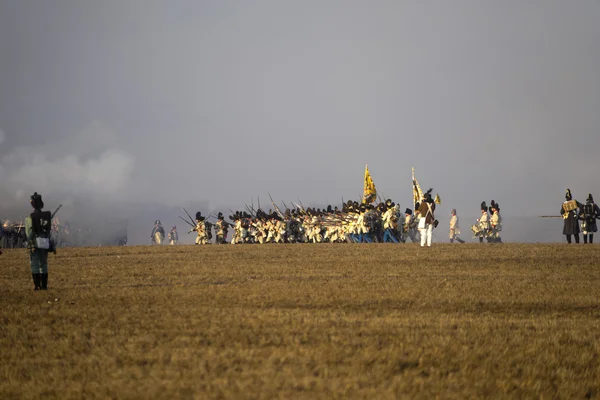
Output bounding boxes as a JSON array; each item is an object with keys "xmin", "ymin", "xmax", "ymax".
[
  {"xmin": 40, "ymin": 250, "xmax": 49, "ymax": 289},
  {"xmin": 590, "ymin": 234, "xmax": 594, "ymax": 244},
  {"xmin": 566, "ymin": 234, "xmax": 572, "ymax": 244},
  {"xmin": 583, "ymin": 234, "xmax": 588, "ymax": 244},
  {"xmin": 30, "ymin": 250, "xmax": 42, "ymax": 290},
  {"xmin": 426, "ymin": 225, "xmax": 433, "ymax": 247},
  {"xmin": 574, "ymin": 234, "xmax": 580, "ymax": 244}
]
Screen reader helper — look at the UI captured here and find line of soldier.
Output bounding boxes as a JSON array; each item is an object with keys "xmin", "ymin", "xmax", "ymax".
[
  {"xmin": 560, "ymin": 190, "xmax": 599, "ymax": 244},
  {"xmin": 470, "ymin": 200, "xmax": 503, "ymax": 243},
  {"xmin": 151, "ymin": 200, "xmax": 434, "ymax": 245}
]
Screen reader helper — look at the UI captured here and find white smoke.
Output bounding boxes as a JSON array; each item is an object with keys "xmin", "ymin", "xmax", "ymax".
[{"xmin": 0, "ymin": 122, "xmax": 135, "ymax": 208}]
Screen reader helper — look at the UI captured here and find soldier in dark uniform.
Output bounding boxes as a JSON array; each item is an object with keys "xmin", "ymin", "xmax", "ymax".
[
  {"xmin": 561, "ymin": 189, "xmax": 582, "ymax": 244},
  {"xmin": 581, "ymin": 194, "xmax": 600, "ymax": 244},
  {"xmin": 25, "ymin": 192, "xmax": 53, "ymax": 290}
]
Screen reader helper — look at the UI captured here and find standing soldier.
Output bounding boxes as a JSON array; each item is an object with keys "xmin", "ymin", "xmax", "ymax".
[
  {"xmin": 418, "ymin": 190, "xmax": 436, "ymax": 247},
  {"xmin": 489, "ymin": 201, "xmax": 502, "ymax": 243},
  {"xmin": 151, "ymin": 220, "xmax": 165, "ymax": 245},
  {"xmin": 25, "ymin": 192, "xmax": 52, "ymax": 290},
  {"xmin": 214, "ymin": 213, "xmax": 229, "ymax": 244},
  {"xmin": 449, "ymin": 209, "xmax": 465, "ymax": 243},
  {"xmin": 168, "ymin": 226, "xmax": 179, "ymax": 245},
  {"xmin": 581, "ymin": 194, "xmax": 600, "ymax": 244},
  {"xmin": 561, "ymin": 189, "xmax": 581, "ymax": 244}
]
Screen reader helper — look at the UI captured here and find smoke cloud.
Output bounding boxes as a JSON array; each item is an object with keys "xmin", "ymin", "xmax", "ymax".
[{"xmin": 0, "ymin": 121, "xmax": 135, "ymax": 207}]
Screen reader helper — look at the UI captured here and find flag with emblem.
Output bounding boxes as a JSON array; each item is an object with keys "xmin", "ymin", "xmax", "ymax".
[{"xmin": 362, "ymin": 164, "xmax": 377, "ymax": 204}]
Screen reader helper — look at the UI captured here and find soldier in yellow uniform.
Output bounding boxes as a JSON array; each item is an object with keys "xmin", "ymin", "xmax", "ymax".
[
  {"xmin": 190, "ymin": 212, "xmax": 209, "ymax": 245},
  {"xmin": 214, "ymin": 213, "xmax": 229, "ymax": 244}
]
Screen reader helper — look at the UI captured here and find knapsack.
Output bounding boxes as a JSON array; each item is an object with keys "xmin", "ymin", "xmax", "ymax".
[
  {"xmin": 30, "ymin": 211, "xmax": 52, "ymax": 249},
  {"xmin": 584, "ymin": 203, "xmax": 597, "ymax": 221}
]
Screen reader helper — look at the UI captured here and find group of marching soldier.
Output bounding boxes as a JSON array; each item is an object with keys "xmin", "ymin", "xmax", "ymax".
[
  {"xmin": 470, "ymin": 200, "xmax": 503, "ymax": 243},
  {"xmin": 150, "ymin": 200, "xmax": 433, "ymax": 245}
]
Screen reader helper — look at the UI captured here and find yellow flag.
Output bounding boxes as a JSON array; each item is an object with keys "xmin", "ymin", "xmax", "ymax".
[
  {"xmin": 412, "ymin": 167, "xmax": 423, "ymax": 209},
  {"xmin": 434, "ymin": 193, "xmax": 441, "ymax": 204},
  {"xmin": 362, "ymin": 164, "xmax": 377, "ymax": 204}
]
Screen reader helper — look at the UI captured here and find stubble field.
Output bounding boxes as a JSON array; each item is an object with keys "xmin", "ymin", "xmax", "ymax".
[{"xmin": 1, "ymin": 243, "xmax": 599, "ymax": 399}]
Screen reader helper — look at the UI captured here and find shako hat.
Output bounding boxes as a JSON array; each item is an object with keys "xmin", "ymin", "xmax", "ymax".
[
  {"xmin": 30, "ymin": 192, "xmax": 44, "ymax": 209},
  {"xmin": 480, "ymin": 201, "xmax": 488, "ymax": 212}
]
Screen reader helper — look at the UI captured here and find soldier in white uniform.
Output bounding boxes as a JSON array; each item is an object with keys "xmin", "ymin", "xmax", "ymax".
[
  {"xmin": 449, "ymin": 209, "xmax": 465, "ymax": 243},
  {"xmin": 489, "ymin": 201, "xmax": 502, "ymax": 243},
  {"xmin": 472, "ymin": 202, "xmax": 490, "ymax": 243}
]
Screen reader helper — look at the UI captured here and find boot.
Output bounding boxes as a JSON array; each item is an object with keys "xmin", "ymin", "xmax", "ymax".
[
  {"xmin": 590, "ymin": 234, "xmax": 594, "ymax": 244},
  {"xmin": 575, "ymin": 234, "xmax": 580, "ymax": 244},
  {"xmin": 583, "ymin": 235, "xmax": 588, "ymax": 244},
  {"xmin": 40, "ymin": 274, "xmax": 48, "ymax": 290},
  {"xmin": 32, "ymin": 274, "xmax": 41, "ymax": 291}
]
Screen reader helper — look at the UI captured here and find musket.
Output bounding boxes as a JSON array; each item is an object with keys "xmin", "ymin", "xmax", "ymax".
[
  {"xmin": 297, "ymin": 197, "xmax": 305, "ymax": 211},
  {"xmin": 51, "ymin": 204, "xmax": 63, "ymax": 219},
  {"xmin": 258, "ymin": 196, "xmax": 261, "ymax": 211},
  {"xmin": 245, "ymin": 205, "xmax": 256, "ymax": 217},
  {"xmin": 292, "ymin": 201, "xmax": 306, "ymax": 214},
  {"xmin": 183, "ymin": 208, "xmax": 196, "ymax": 226},
  {"xmin": 538, "ymin": 216, "xmax": 563, "ymax": 218},
  {"xmin": 179, "ymin": 216, "xmax": 195, "ymax": 228},
  {"xmin": 268, "ymin": 192, "xmax": 285, "ymax": 218}
]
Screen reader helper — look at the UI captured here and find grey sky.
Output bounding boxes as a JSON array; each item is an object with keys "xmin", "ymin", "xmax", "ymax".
[{"xmin": 1, "ymin": 1, "xmax": 599, "ymax": 234}]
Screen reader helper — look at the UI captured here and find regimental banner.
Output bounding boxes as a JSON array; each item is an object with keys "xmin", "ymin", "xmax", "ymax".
[
  {"xmin": 412, "ymin": 167, "xmax": 423, "ymax": 210},
  {"xmin": 362, "ymin": 164, "xmax": 377, "ymax": 204}
]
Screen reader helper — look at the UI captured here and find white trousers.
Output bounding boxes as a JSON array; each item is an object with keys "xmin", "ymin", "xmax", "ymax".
[{"xmin": 419, "ymin": 224, "xmax": 433, "ymax": 247}]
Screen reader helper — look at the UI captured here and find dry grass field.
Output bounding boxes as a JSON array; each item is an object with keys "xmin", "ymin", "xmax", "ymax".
[{"xmin": 1, "ymin": 243, "xmax": 599, "ymax": 399}]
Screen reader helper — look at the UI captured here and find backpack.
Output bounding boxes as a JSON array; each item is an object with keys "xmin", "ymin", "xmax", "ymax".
[
  {"xmin": 584, "ymin": 203, "xmax": 597, "ymax": 222},
  {"xmin": 30, "ymin": 211, "xmax": 52, "ymax": 249}
]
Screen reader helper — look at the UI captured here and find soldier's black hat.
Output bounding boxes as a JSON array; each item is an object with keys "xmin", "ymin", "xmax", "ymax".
[
  {"xmin": 405, "ymin": 208, "xmax": 412, "ymax": 215},
  {"xmin": 587, "ymin": 194, "xmax": 594, "ymax": 203},
  {"xmin": 217, "ymin": 212, "xmax": 224, "ymax": 220},
  {"xmin": 481, "ymin": 201, "xmax": 488, "ymax": 212},
  {"xmin": 424, "ymin": 189, "xmax": 434, "ymax": 203},
  {"xmin": 30, "ymin": 192, "xmax": 44, "ymax": 209},
  {"xmin": 195, "ymin": 212, "xmax": 202, "ymax": 220},
  {"xmin": 491, "ymin": 200, "xmax": 500, "ymax": 211},
  {"xmin": 566, "ymin": 189, "xmax": 572, "ymax": 201},
  {"xmin": 155, "ymin": 219, "xmax": 161, "ymax": 225},
  {"xmin": 327, "ymin": 205, "xmax": 332, "ymax": 213}
]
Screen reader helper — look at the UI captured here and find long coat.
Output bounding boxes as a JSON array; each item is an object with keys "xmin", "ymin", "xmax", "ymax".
[
  {"xmin": 561, "ymin": 202, "xmax": 581, "ymax": 235},
  {"xmin": 582, "ymin": 202, "xmax": 600, "ymax": 233}
]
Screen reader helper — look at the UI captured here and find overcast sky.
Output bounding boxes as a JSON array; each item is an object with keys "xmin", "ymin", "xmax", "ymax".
[{"xmin": 1, "ymin": 0, "xmax": 599, "ymax": 226}]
